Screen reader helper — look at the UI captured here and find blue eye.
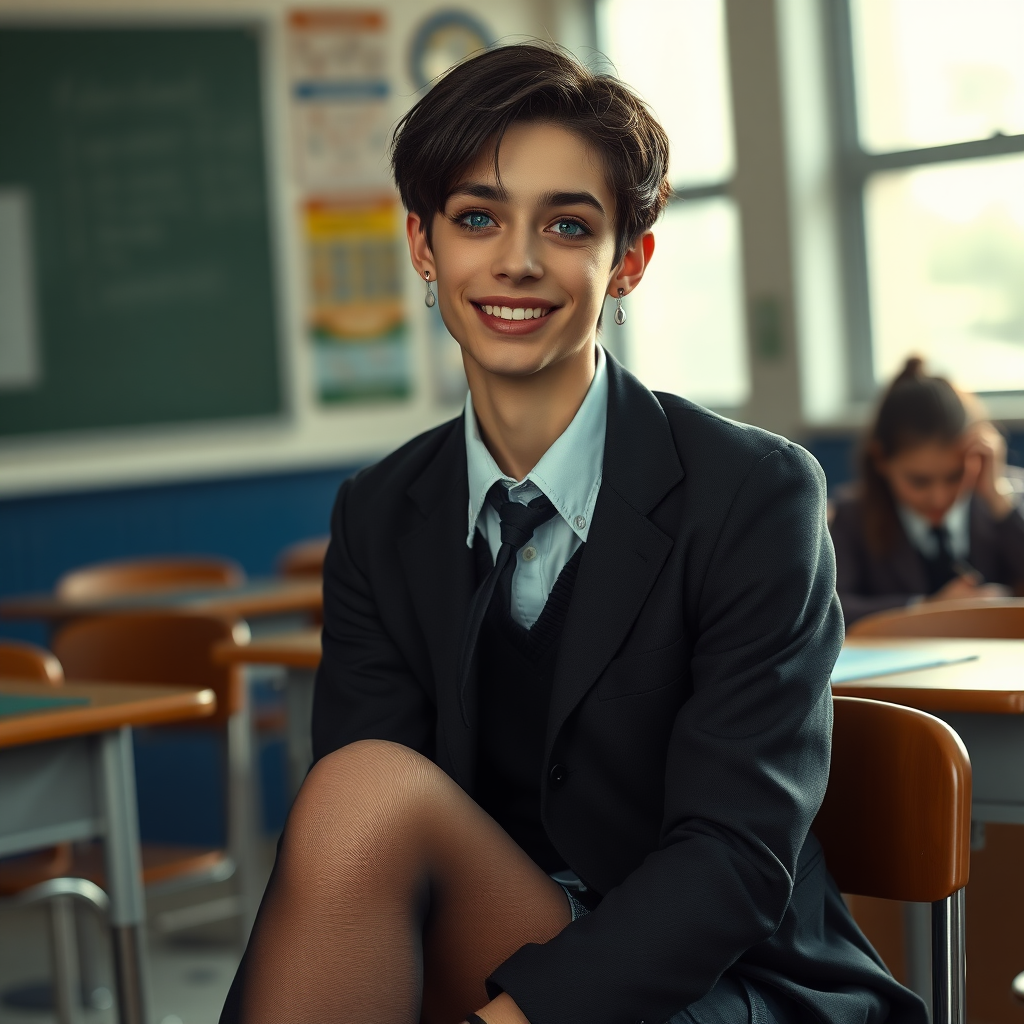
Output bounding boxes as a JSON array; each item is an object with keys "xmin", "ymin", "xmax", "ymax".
[
  {"xmin": 553, "ymin": 219, "xmax": 586, "ymax": 237},
  {"xmin": 461, "ymin": 212, "xmax": 494, "ymax": 230}
]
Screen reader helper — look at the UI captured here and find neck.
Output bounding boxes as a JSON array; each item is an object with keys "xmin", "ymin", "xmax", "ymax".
[{"xmin": 466, "ymin": 343, "xmax": 597, "ymax": 481}]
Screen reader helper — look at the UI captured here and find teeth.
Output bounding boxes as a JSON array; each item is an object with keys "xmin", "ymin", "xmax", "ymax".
[{"xmin": 479, "ymin": 304, "xmax": 550, "ymax": 319}]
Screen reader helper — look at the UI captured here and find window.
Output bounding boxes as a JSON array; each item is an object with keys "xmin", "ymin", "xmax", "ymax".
[
  {"xmin": 835, "ymin": 0, "xmax": 1024, "ymax": 396},
  {"xmin": 595, "ymin": 0, "xmax": 748, "ymax": 408}
]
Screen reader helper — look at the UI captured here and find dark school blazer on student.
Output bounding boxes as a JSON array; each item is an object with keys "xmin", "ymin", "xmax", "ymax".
[
  {"xmin": 312, "ymin": 355, "xmax": 925, "ymax": 1024},
  {"xmin": 831, "ymin": 484, "xmax": 1024, "ymax": 626}
]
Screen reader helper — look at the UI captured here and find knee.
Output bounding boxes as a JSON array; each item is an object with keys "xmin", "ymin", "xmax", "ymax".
[{"xmin": 287, "ymin": 740, "xmax": 439, "ymax": 843}]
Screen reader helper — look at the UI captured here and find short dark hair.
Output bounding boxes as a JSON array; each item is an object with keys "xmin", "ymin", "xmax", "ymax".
[{"xmin": 390, "ymin": 43, "xmax": 671, "ymax": 264}]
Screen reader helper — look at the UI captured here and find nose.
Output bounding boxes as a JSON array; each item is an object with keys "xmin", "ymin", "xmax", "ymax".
[{"xmin": 491, "ymin": 219, "xmax": 542, "ymax": 283}]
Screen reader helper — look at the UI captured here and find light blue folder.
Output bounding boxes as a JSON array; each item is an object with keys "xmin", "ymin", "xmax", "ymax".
[{"xmin": 831, "ymin": 646, "xmax": 977, "ymax": 684}]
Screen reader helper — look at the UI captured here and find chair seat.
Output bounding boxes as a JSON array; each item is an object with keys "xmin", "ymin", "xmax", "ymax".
[
  {"xmin": 68, "ymin": 841, "xmax": 230, "ymax": 888},
  {"xmin": 0, "ymin": 845, "xmax": 73, "ymax": 896}
]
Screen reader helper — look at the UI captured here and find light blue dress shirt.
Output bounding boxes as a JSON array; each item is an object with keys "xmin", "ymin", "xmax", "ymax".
[
  {"xmin": 897, "ymin": 496, "xmax": 971, "ymax": 562},
  {"xmin": 464, "ymin": 345, "xmax": 608, "ymax": 629}
]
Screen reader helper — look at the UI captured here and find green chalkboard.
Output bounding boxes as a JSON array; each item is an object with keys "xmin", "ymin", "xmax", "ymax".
[{"xmin": 0, "ymin": 27, "xmax": 282, "ymax": 437}]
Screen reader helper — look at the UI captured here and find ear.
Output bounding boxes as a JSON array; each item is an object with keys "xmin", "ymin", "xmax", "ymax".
[
  {"xmin": 608, "ymin": 230, "xmax": 656, "ymax": 298},
  {"xmin": 406, "ymin": 211, "xmax": 436, "ymax": 281}
]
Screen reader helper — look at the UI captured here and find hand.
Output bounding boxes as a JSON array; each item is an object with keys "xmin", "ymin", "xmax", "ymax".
[
  {"xmin": 927, "ymin": 575, "xmax": 1008, "ymax": 603},
  {"xmin": 465, "ymin": 992, "xmax": 531, "ymax": 1024},
  {"xmin": 962, "ymin": 422, "xmax": 1012, "ymax": 520}
]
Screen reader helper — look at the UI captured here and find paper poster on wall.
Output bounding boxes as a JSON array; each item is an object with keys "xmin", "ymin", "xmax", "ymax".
[
  {"xmin": 288, "ymin": 10, "xmax": 392, "ymax": 192},
  {"xmin": 306, "ymin": 197, "xmax": 409, "ymax": 402}
]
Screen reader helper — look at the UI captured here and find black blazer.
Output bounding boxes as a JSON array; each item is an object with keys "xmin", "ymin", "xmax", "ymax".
[
  {"xmin": 312, "ymin": 355, "xmax": 924, "ymax": 1024},
  {"xmin": 831, "ymin": 485, "xmax": 1024, "ymax": 625}
]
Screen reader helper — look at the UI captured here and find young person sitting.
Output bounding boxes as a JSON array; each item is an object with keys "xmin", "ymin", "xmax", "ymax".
[
  {"xmin": 831, "ymin": 356, "xmax": 1024, "ymax": 626},
  {"xmin": 221, "ymin": 44, "xmax": 924, "ymax": 1024}
]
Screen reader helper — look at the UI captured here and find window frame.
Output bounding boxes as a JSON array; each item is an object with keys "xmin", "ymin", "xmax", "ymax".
[
  {"xmin": 827, "ymin": 0, "xmax": 1024, "ymax": 403},
  {"xmin": 592, "ymin": 0, "xmax": 746, "ymax": 408}
]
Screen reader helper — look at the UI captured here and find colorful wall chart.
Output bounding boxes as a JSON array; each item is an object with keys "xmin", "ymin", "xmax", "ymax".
[
  {"xmin": 289, "ymin": 10, "xmax": 409, "ymax": 403},
  {"xmin": 305, "ymin": 197, "xmax": 408, "ymax": 401}
]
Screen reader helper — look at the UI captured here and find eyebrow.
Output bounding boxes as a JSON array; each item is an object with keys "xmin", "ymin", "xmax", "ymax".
[{"xmin": 447, "ymin": 182, "xmax": 606, "ymax": 216}]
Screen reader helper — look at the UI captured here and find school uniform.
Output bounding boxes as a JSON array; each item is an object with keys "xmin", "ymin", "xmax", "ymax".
[
  {"xmin": 226, "ymin": 350, "xmax": 924, "ymax": 1024},
  {"xmin": 830, "ymin": 478, "xmax": 1024, "ymax": 626}
]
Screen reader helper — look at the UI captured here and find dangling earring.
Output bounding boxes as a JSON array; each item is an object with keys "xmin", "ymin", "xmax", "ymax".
[
  {"xmin": 614, "ymin": 287, "xmax": 626, "ymax": 325},
  {"xmin": 424, "ymin": 270, "xmax": 436, "ymax": 308}
]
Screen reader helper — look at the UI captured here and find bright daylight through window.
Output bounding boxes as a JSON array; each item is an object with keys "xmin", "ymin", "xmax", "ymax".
[
  {"xmin": 848, "ymin": 0, "xmax": 1024, "ymax": 394},
  {"xmin": 596, "ymin": 0, "xmax": 748, "ymax": 408}
]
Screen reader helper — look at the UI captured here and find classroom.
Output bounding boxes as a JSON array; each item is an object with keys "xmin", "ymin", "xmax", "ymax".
[{"xmin": 1, "ymin": 1, "xmax": 1023, "ymax": 1023}]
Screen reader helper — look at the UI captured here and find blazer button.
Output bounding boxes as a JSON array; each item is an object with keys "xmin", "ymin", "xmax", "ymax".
[{"xmin": 549, "ymin": 763, "xmax": 568, "ymax": 785}]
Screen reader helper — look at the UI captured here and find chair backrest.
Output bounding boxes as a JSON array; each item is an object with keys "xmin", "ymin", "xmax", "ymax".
[
  {"xmin": 52, "ymin": 612, "xmax": 249, "ymax": 725},
  {"xmin": 55, "ymin": 556, "xmax": 245, "ymax": 602},
  {"xmin": 276, "ymin": 536, "xmax": 329, "ymax": 578},
  {"xmin": 0, "ymin": 640, "xmax": 64, "ymax": 685},
  {"xmin": 814, "ymin": 696, "xmax": 971, "ymax": 903},
  {"xmin": 848, "ymin": 598, "xmax": 1024, "ymax": 639}
]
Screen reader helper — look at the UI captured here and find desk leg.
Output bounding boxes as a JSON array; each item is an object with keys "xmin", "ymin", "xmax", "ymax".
[
  {"xmin": 284, "ymin": 668, "xmax": 315, "ymax": 799},
  {"xmin": 97, "ymin": 727, "xmax": 149, "ymax": 1024},
  {"xmin": 228, "ymin": 680, "xmax": 261, "ymax": 943}
]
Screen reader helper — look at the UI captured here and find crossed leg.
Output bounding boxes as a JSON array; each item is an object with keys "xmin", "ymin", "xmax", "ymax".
[{"xmin": 237, "ymin": 739, "xmax": 571, "ymax": 1024}]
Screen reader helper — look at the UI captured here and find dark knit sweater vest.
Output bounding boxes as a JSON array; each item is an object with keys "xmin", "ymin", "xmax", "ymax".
[{"xmin": 473, "ymin": 535, "xmax": 584, "ymax": 873}]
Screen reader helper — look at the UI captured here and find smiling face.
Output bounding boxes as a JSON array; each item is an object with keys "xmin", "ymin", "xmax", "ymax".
[
  {"xmin": 876, "ymin": 440, "xmax": 967, "ymax": 524},
  {"xmin": 408, "ymin": 121, "xmax": 626, "ymax": 382}
]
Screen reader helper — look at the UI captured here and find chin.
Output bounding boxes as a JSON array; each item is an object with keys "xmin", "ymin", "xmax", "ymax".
[{"xmin": 466, "ymin": 338, "xmax": 559, "ymax": 378}]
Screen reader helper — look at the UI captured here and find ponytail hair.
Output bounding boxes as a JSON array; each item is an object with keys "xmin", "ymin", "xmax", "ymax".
[{"xmin": 859, "ymin": 356, "xmax": 979, "ymax": 553}]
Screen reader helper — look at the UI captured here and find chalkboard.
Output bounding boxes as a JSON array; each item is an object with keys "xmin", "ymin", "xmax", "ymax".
[{"xmin": 0, "ymin": 27, "xmax": 282, "ymax": 437}]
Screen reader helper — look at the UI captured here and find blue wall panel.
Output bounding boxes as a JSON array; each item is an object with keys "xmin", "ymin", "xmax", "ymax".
[
  {"xmin": 0, "ymin": 463, "xmax": 360, "ymax": 645},
  {"xmin": 0, "ymin": 462, "xmax": 360, "ymax": 842}
]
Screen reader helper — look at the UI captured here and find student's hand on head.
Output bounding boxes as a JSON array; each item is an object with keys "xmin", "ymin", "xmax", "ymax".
[
  {"xmin": 927, "ymin": 575, "xmax": 1009, "ymax": 603},
  {"xmin": 963, "ymin": 421, "xmax": 1013, "ymax": 520}
]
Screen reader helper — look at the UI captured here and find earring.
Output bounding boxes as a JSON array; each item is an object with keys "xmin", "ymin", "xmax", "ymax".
[
  {"xmin": 424, "ymin": 270, "xmax": 436, "ymax": 308},
  {"xmin": 614, "ymin": 288, "xmax": 626, "ymax": 325}
]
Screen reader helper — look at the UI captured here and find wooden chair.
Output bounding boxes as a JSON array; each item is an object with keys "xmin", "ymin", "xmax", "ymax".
[
  {"xmin": 848, "ymin": 598, "xmax": 1024, "ymax": 639},
  {"xmin": 0, "ymin": 642, "xmax": 110, "ymax": 1024},
  {"xmin": 276, "ymin": 536, "xmax": 328, "ymax": 578},
  {"xmin": 815, "ymin": 696, "xmax": 971, "ymax": 1024},
  {"xmin": 55, "ymin": 555, "xmax": 245, "ymax": 602},
  {"xmin": 51, "ymin": 612, "xmax": 258, "ymax": 935}
]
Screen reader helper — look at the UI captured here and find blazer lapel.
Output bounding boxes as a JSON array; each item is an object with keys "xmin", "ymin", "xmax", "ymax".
[
  {"xmin": 397, "ymin": 422, "xmax": 478, "ymax": 788},
  {"xmin": 547, "ymin": 355, "xmax": 685, "ymax": 748}
]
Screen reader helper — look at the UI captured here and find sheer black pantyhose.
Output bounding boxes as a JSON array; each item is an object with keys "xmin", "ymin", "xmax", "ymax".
[{"xmin": 238, "ymin": 740, "xmax": 571, "ymax": 1024}]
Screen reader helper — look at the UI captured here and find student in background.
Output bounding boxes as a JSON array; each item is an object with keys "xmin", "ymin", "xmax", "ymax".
[{"xmin": 831, "ymin": 356, "xmax": 1024, "ymax": 625}]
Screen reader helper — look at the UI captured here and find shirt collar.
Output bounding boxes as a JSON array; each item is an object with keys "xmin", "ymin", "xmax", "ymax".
[
  {"xmin": 897, "ymin": 495, "xmax": 971, "ymax": 560},
  {"xmin": 464, "ymin": 345, "xmax": 607, "ymax": 548}
]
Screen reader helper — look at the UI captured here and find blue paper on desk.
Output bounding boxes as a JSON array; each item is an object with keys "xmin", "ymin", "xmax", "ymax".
[
  {"xmin": 0, "ymin": 694, "xmax": 90, "ymax": 717},
  {"xmin": 831, "ymin": 646, "xmax": 978, "ymax": 683}
]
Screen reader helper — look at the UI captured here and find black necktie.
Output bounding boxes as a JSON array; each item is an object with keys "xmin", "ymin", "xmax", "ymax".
[
  {"xmin": 457, "ymin": 482, "xmax": 558, "ymax": 723},
  {"xmin": 925, "ymin": 523, "xmax": 956, "ymax": 594}
]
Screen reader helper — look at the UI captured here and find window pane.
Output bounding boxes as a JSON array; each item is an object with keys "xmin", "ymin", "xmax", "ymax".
[
  {"xmin": 851, "ymin": 0, "xmax": 1024, "ymax": 153},
  {"xmin": 596, "ymin": 0, "xmax": 734, "ymax": 187},
  {"xmin": 625, "ymin": 197, "xmax": 749, "ymax": 407},
  {"xmin": 865, "ymin": 154, "xmax": 1024, "ymax": 392}
]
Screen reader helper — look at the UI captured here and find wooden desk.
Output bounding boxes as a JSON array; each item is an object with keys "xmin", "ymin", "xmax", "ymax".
[
  {"xmin": 0, "ymin": 680, "xmax": 215, "ymax": 1024},
  {"xmin": 0, "ymin": 577, "xmax": 322, "ymax": 627},
  {"xmin": 836, "ymin": 638, "xmax": 1024, "ymax": 825},
  {"xmin": 215, "ymin": 630, "xmax": 321, "ymax": 798}
]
